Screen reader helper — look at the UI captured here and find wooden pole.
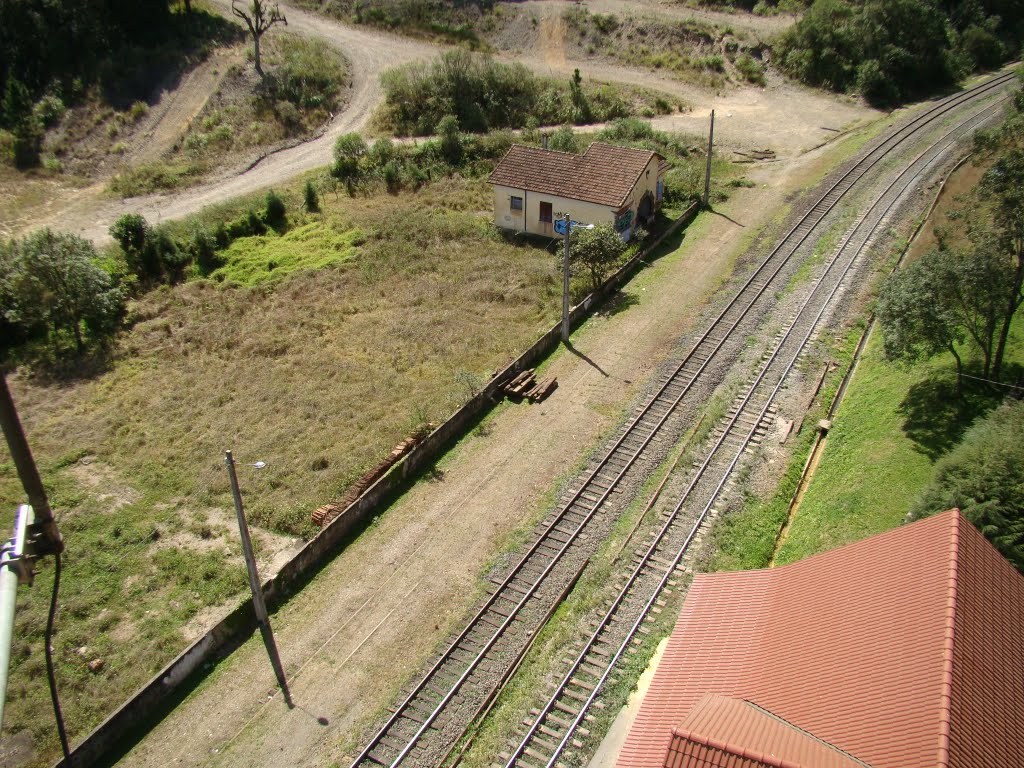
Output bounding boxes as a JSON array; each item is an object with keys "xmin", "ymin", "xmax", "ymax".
[
  {"xmin": 225, "ymin": 450, "xmax": 293, "ymax": 707},
  {"xmin": 703, "ymin": 109, "xmax": 715, "ymax": 209},
  {"xmin": 562, "ymin": 213, "xmax": 571, "ymax": 343}
]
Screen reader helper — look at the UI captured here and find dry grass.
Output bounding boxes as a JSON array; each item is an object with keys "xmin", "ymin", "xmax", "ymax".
[{"xmin": 0, "ymin": 174, "xmax": 559, "ymax": 763}]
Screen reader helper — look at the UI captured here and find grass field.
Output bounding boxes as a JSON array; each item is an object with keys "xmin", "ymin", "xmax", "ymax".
[
  {"xmin": 0, "ymin": 174, "xmax": 562, "ymax": 762},
  {"xmin": 775, "ymin": 316, "xmax": 1024, "ymax": 565},
  {"xmin": 0, "ymin": 125, "xmax": 721, "ymax": 762}
]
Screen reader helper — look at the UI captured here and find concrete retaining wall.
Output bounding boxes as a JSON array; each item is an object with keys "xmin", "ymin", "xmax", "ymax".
[{"xmin": 61, "ymin": 202, "xmax": 699, "ymax": 767}]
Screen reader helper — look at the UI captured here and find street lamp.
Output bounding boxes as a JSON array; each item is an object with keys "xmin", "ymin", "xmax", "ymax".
[
  {"xmin": 224, "ymin": 450, "xmax": 292, "ymax": 707},
  {"xmin": 556, "ymin": 212, "xmax": 594, "ymax": 344}
]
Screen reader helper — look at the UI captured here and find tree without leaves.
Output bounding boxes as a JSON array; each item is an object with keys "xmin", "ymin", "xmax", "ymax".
[{"xmin": 232, "ymin": 0, "xmax": 287, "ymax": 78}]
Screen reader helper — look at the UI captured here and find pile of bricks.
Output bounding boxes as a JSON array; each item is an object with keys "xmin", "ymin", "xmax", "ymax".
[
  {"xmin": 311, "ymin": 423, "xmax": 435, "ymax": 528},
  {"xmin": 501, "ymin": 368, "xmax": 558, "ymax": 403}
]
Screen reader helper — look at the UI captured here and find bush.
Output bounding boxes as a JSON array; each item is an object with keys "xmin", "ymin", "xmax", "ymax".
[
  {"xmin": 908, "ymin": 400, "xmax": 1024, "ymax": 573},
  {"xmin": 190, "ymin": 229, "xmax": 222, "ymax": 275},
  {"xmin": 303, "ymin": 179, "xmax": 320, "ymax": 212},
  {"xmin": 548, "ymin": 124, "xmax": 581, "ymax": 153},
  {"xmin": 264, "ymin": 189, "xmax": 287, "ymax": 229}
]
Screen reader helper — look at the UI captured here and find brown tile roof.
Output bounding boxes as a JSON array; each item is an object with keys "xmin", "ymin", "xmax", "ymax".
[
  {"xmin": 488, "ymin": 142, "xmax": 662, "ymax": 208},
  {"xmin": 618, "ymin": 510, "xmax": 1024, "ymax": 768}
]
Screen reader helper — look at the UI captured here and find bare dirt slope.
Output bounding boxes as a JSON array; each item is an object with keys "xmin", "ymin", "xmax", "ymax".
[
  {"xmin": 9, "ymin": 0, "xmax": 871, "ymax": 244},
  {"xmin": 114, "ymin": 135, "xmax": 864, "ymax": 767},
  {"xmin": 125, "ymin": 48, "xmax": 243, "ymax": 166}
]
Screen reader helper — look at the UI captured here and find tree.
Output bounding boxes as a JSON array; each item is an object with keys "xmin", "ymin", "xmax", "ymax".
[
  {"xmin": 331, "ymin": 132, "xmax": 367, "ymax": 195},
  {"xmin": 437, "ymin": 115, "xmax": 462, "ymax": 165},
  {"xmin": 2, "ymin": 229, "xmax": 123, "ymax": 354},
  {"xmin": 907, "ymin": 399, "xmax": 1024, "ymax": 573},
  {"xmin": 978, "ymin": 148, "xmax": 1024, "ymax": 376},
  {"xmin": 232, "ymin": 0, "xmax": 287, "ymax": 78},
  {"xmin": 568, "ymin": 223, "xmax": 627, "ymax": 292},
  {"xmin": 110, "ymin": 213, "xmax": 159, "ymax": 281},
  {"xmin": 878, "ymin": 250, "xmax": 966, "ymax": 385}
]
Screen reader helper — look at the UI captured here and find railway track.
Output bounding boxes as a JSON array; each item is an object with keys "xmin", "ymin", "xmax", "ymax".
[
  {"xmin": 498, "ymin": 91, "xmax": 1011, "ymax": 768},
  {"xmin": 348, "ymin": 71, "xmax": 1015, "ymax": 768}
]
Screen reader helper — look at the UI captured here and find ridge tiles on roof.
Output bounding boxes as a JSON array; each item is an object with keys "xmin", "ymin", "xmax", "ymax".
[{"xmin": 617, "ymin": 510, "xmax": 1024, "ymax": 768}]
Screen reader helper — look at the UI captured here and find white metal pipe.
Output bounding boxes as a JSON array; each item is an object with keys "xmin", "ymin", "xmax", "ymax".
[{"xmin": 0, "ymin": 504, "xmax": 33, "ymax": 728}]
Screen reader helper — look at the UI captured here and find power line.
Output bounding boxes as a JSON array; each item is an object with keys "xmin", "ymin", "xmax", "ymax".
[{"xmin": 958, "ymin": 372, "xmax": 1024, "ymax": 391}]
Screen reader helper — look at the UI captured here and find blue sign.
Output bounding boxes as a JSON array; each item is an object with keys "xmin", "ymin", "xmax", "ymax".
[{"xmin": 553, "ymin": 218, "xmax": 584, "ymax": 236}]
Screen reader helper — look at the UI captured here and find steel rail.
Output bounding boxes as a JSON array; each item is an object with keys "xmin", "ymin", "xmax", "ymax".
[
  {"xmin": 350, "ymin": 71, "xmax": 1015, "ymax": 768},
  {"xmin": 504, "ymin": 93, "xmax": 1010, "ymax": 768}
]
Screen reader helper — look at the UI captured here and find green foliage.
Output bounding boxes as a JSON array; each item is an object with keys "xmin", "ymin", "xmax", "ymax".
[
  {"xmin": 437, "ymin": 114, "xmax": 463, "ymax": 164},
  {"xmin": 316, "ymin": 0, "xmax": 491, "ymax": 47},
  {"xmin": 734, "ymin": 53, "xmax": 766, "ymax": 85},
  {"xmin": 908, "ymin": 400, "xmax": 1024, "ymax": 573},
  {"xmin": 778, "ymin": 0, "xmax": 1022, "ymax": 106},
  {"xmin": 332, "ymin": 132, "xmax": 368, "ymax": 193},
  {"xmin": 264, "ymin": 189, "xmax": 287, "ymax": 229},
  {"xmin": 567, "ymin": 223, "xmax": 628, "ymax": 291},
  {"xmin": 548, "ymin": 124, "xmax": 581, "ymax": 154},
  {"xmin": 303, "ymin": 179, "xmax": 320, "ymax": 212},
  {"xmin": 0, "ymin": 229, "xmax": 124, "ymax": 356},
  {"xmin": 376, "ymin": 50, "xmax": 629, "ymax": 136}
]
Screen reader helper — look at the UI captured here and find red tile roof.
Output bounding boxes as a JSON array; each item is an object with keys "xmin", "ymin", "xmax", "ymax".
[
  {"xmin": 617, "ymin": 510, "xmax": 1024, "ymax": 768},
  {"xmin": 664, "ymin": 695, "xmax": 869, "ymax": 768},
  {"xmin": 488, "ymin": 142, "xmax": 662, "ymax": 208}
]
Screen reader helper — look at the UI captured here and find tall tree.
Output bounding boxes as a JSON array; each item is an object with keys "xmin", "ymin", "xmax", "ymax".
[
  {"xmin": 2, "ymin": 229, "xmax": 123, "ymax": 354},
  {"xmin": 978, "ymin": 148, "xmax": 1024, "ymax": 376},
  {"xmin": 232, "ymin": 0, "xmax": 287, "ymax": 78}
]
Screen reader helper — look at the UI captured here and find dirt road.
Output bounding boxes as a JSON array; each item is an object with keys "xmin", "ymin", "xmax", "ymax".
[{"xmin": 15, "ymin": 0, "xmax": 865, "ymax": 245}]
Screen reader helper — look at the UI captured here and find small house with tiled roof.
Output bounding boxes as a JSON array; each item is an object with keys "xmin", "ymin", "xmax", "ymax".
[
  {"xmin": 616, "ymin": 509, "xmax": 1024, "ymax": 768},
  {"xmin": 488, "ymin": 142, "xmax": 666, "ymax": 240}
]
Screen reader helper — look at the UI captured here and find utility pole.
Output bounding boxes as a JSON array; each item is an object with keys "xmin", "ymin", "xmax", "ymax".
[
  {"xmin": 224, "ymin": 451, "xmax": 293, "ymax": 707},
  {"xmin": 562, "ymin": 212, "xmax": 571, "ymax": 344},
  {"xmin": 703, "ymin": 109, "xmax": 715, "ymax": 209}
]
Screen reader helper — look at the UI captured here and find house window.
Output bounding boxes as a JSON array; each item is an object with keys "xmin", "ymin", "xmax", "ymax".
[
  {"xmin": 510, "ymin": 196, "xmax": 523, "ymax": 212},
  {"xmin": 539, "ymin": 201, "xmax": 553, "ymax": 223}
]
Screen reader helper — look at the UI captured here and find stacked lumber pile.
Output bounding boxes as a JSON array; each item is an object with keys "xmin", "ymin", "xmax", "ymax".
[
  {"xmin": 311, "ymin": 423, "xmax": 435, "ymax": 528},
  {"xmin": 734, "ymin": 148, "xmax": 776, "ymax": 163},
  {"xmin": 500, "ymin": 368, "xmax": 558, "ymax": 403}
]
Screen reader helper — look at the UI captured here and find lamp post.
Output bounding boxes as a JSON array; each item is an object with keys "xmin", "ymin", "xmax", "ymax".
[
  {"xmin": 559, "ymin": 214, "xmax": 595, "ymax": 344},
  {"xmin": 562, "ymin": 213, "xmax": 571, "ymax": 343},
  {"xmin": 224, "ymin": 450, "xmax": 293, "ymax": 707}
]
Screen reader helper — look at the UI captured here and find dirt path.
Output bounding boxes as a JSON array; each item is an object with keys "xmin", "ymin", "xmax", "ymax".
[
  {"xmin": 9, "ymin": 0, "xmax": 869, "ymax": 245},
  {"xmin": 113, "ymin": 129, "xmax": 867, "ymax": 766},
  {"xmin": 125, "ymin": 48, "xmax": 242, "ymax": 166}
]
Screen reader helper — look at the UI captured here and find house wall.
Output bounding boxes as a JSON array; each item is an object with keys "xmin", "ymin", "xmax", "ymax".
[
  {"xmin": 492, "ymin": 155, "xmax": 663, "ymax": 240},
  {"xmin": 492, "ymin": 185, "xmax": 614, "ymax": 237}
]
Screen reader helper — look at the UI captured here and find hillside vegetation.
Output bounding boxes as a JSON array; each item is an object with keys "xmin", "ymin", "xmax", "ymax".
[{"xmin": 778, "ymin": 0, "xmax": 1024, "ymax": 106}]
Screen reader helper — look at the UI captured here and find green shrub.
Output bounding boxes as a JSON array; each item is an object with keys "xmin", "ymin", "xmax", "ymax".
[
  {"xmin": 735, "ymin": 54, "xmax": 766, "ymax": 85},
  {"xmin": 190, "ymin": 228, "xmax": 222, "ymax": 275},
  {"xmin": 264, "ymin": 189, "xmax": 287, "ymax": 229},
  {"xmin": 303, "ymin": 179, "xmax": 320, "ymax": 212}
]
